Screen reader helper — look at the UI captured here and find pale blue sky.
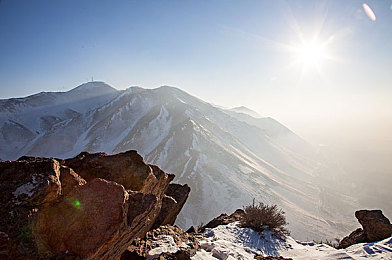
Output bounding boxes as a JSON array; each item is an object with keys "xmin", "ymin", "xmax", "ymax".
[{"xmin": 0, "ymin": 0, "xmax": 391, "ymax": 145}]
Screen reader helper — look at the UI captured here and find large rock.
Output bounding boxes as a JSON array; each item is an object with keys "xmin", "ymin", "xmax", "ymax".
[
  {"xmin": 152, "ymin": 184, "xmax": 191, "ymax": 229},
  {"xmin": 0, "ymin": 158, "xmax": 62, "ymax": 258},
  {"xmin": 355, "ymin": 210, "xmax": 392, "ymax": 242},
  {"xmin": 0, "ymin": 158, "xmax": 61, "ymax": 207},
  {"xmin": 336, "ymin": 228, "xmax": 367, "ymax": 249},
  {"xmin": 59, "ymin": 165, "xmax": 87, "ymax": 195},
  {"xmin": 199, "ymin": 209, "xmax": 244, "ymax": 232},
  {"xmin": 337, "ymin": 209, "xmax": 392, "ymax": 249},
  {"xmin": 123, "ymin": 225, "xmax": 202, "ymax": 259},
  {"xmin": 0, "ymin": 150, "xmax": 191, "ymax": 259},
  {"xmin": 63, "ymin": 151, "xmax": 156, "ymax": 192},
  {"xmin": 36, "ymin": 178, "xmax": 129, "ymax": 258}
]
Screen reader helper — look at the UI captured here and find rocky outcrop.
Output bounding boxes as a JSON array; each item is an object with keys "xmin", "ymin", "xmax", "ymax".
[
  {"xmin": 63, "ymin": 151, "xmax": 157, "ymax": 193},
  {"xmin": 0, "ymin": 158, "xmax": 62, "ymax": 258},
  {"xmin": 0, "ymin": 150, "xmax": 190, "ymax": 259},
  {"xmin": 198, "ymin": 209, "xmax": 244, "ymax": 232},
  {"xmin": 123, "ymin": 225, "xmax": 203, "ymax": 259},
  {"xmin": 152, "ymin": 184, "xmax": 191, "ymax": 229},
  {"xmin": 37, "ymin": 178, "xmax": 130, "ymax": 258},
  {"xmin": 337, "ymin": 209, "xmax": 392, "ymax": 249},
  {"xmin": 355, "ymin": 210, "xmax": 392, "ymax": 241}
]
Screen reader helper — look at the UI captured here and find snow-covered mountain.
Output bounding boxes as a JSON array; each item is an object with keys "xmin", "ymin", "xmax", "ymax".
[
  {"xmin": 228, "ymin": 106, "xmax": 262, "ymax": 118},
  {"xmin": 0, "ymin": 82, "xmax": 358, "ymax": 240}
]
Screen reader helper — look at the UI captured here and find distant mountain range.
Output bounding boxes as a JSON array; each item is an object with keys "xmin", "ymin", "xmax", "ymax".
[{"xmin": 0, "ymin": 81, "xmax": 358, "ymax": 240}]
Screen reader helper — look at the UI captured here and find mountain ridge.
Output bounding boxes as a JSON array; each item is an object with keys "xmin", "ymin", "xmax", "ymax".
[{"xmin": 0, "ymin": 82, "xmax": 358, "ymax": 240}]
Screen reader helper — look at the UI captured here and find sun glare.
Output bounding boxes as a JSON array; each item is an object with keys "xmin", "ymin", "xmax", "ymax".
[{"xmin": 296, "ymin": 42, "xmax": 326, "ymax": 67}]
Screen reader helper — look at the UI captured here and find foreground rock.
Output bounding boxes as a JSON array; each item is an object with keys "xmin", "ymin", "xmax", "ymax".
[
  {"xmin": 0, "ymin": 158, "xmax": 62, "ymax": 258},
  {"xmin": 152, "ymin": 184, "xmax": 191, "ymax": 229},
  {"xmin": 337, "ymin": 209, "xmax": 392, "ymax": 249},
  {"xmin": 122, "ymin": 225, "xmax": 203, "ymax": 259},
  {"xmin": 0, "ymin": 150, "xmax": 190, "ymax": 259},
  {"xmin": 198, "ymin": 209, "xmax": 244, "ymax": 232}
]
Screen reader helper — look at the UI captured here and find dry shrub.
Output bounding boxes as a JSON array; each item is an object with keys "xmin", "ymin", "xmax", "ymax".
[{"xmin": 240, "ymin": 199, "xmax": 290, "ymax": 236}]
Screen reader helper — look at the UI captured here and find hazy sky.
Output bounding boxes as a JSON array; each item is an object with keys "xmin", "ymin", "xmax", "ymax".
[{"xmin": 0, "ymin": 0, "xmax": 391, "ymax": 147}]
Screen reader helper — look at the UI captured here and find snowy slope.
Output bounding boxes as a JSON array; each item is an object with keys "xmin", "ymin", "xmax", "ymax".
[
  {"xmin": 192, "ymin": 222, "xmax": 392, "ymax": 260},
  {"xmin": 229, "ymin": 106, "xmax": 262, "ymax": 118},
  {"xmin": 0, "ymin": 82, "xmax": 358, "ymax": 240},
  {"xmin": 0, "ymin": 81, "xmax": 118, "ymax": 159}
]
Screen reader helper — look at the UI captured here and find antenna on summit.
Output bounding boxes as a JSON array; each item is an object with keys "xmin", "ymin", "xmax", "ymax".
[{"xmin": 91, "ymin": 76, "xmax": 94, "ymax": 82}]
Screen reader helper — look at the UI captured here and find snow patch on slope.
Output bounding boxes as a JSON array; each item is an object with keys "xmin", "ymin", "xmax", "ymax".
[{"xmin": 192, "ymin": 222, "xmax": 392, "ymax": 260}]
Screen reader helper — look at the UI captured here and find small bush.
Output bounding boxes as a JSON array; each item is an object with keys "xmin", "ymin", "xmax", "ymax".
[
  {"xmin": 313, "ymin": 238, "xmax": 340, "ymax": 248},
  {"xmin": 240, "ymin": 199, "xmax": 290, "ymax": 236}
]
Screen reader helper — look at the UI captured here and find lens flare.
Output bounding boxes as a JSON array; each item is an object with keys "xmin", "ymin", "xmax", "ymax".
[
  {"xmin": 327, "ymin": 35, "xmax": 335, "ymax": 43},
  {"xmin": 66, "ymin": 197, "xmax": 82, "ymax": 210},
  {"xmin": 363, "ymin": 3, "xmax": 376, "ymax": 21}
]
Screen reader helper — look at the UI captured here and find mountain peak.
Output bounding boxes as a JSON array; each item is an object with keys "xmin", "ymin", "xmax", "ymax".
[
  {"xmin": 153, "ymin": 85, "xmax": 184, "ymax": 94},
  {"xmin": 229, "ymin": 106, "xmax": 262, "ymax": 118},
  {"xmin": 69, "ymin": 81, "xmax": 117, "ymax": 93}
]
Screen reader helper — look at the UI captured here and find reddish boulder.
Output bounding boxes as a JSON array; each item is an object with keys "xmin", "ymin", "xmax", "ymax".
[
  {"xmin": 59, "ymin": 166, "xmax": 86, "ymax": 195},
  {"xmin": 63, "ymin": 151, "xmax": 156, "ymax": 192},
  {"xmin": 0, "ymin": 159, "xmax": 61, "ymax": 207},
  {"xmin": 355, "ymin": 210, "xmax": 392, "ymax": 242},
  {"xmin": 148, "ymin": 165, "xmax": 175, "ymax": 197},
  {"xmin": 1, "ymin": 150, "xmax": 191, "ymax": 259},
  {"xmin": 336, "ymin": 228, "xmax": 367, "ymax": 249},
  {"xmin": 338, "ymin": 209, "xmax": 392, "ymax": 249},
  {"xmin": 152, "ymin": 184, "xmax": 191, "ymax": 229},
  {"xmin": 36, "ymin": 178, "xmax": 129, "ymax": 258},
  {"xmin": 199, "ymin": 209, "xmax": 245, "ymax": 232},
  {"xmin": 0, "ymin": 159, "xmax": 62, "ymax": 258}
]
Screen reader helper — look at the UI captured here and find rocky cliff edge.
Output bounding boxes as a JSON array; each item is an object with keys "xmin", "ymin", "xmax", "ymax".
[{"xmin": 0, "ymin": 150, "xmax": 190, "ymax": 259}]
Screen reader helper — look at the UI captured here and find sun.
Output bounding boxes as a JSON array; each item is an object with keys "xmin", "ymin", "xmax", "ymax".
[{"xmin": 296, "ymin": 42, "xmax": 326, "ymax": 67}]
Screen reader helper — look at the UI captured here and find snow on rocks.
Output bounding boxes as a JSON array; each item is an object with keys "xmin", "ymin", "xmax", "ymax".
[
  {"xmin": 125, "ymin": 224, "xmax": 202, "ymax": 259},
  {"xmin": 193, "ymin": 222, "xmax": 392, "ymax": 260}
]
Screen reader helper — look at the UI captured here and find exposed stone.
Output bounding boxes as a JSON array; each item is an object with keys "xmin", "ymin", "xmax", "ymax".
[
  {"xmin": 152, "ymin": 184, "xmax": 190, "ymax": 229},
  {"xmin": 149, "ymin": 165, "xmax": 175, "ymax": 195},
  {"xmin": 152, "ymin": 250, "xmax": 192, "ymax": 259},
  {"xmin": 186, "ymin": 226, "xmax": 198, "ymax": 234},
  {"xmin": 199, "ymin": 209, "xmax": 244, "ymax": 232},
  {"xmin": 127, "ymin": 191, "xmax": 160, "ymax": 240},
  {"xmin": 36, "ymin": 178, "xmax": 128, "ymax": 258},
  {"xmin": 152, "ymin": 195, "xmax": 177, "ymax": 228},
  {"xmin": 125, "ymin": 225, "xmax": 201, "ymax": 259},
  {"xmin": 337, "ymin": 209, "xmax": 392, "ymax": 249},
  {"xmin": 337, "ymin": 228, "xmax": 367, "ymax": 249},
  {"xmin": 63, "ymin": 150, "xmax": 156, "ymax": 192},
  {"xmin": 120, "ymin": 250, "xmax": 145, "ymax": 259},
  {"xmin": 1, "ymin": 150, "xmax": 190, "ymax": 259},
  {"xmin": 59, "ymin": 166, "xmax": 86, "ymax": 195},
  {"xmin": 0, "ymin": 159, "xmax": 62, "ymax": 258},
  {"xmin": 0, "ymin": 232, "xmax": 11, "ymax": 258},
  {"xmin": 355, "ymin": 210, "xmax": 392, "ymax": 242},
  {"xmin": 0, "ymin": 159, "xmax": 61, "ymax": 207},
  {"xmin": 147, "ymin": 165, "xmax": 175, "ymax": 198},
  {"xmin": 153, "ymin": 183, "xmax": 191, "ymax": 229}
]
